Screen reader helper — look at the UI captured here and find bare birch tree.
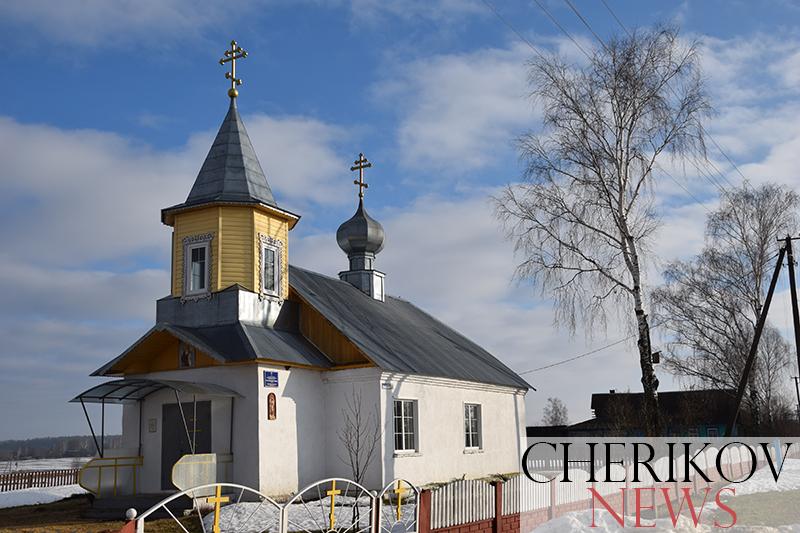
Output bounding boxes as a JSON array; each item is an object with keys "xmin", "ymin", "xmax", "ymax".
[
  {"xmin": 337, "ymin": 387, "xmax": 382, "ymax": 486},
  {"xmin": 653, "ymin": 183, "xmax": 798, "ymax": 430},
  {"xmin": 495, "ymin": 27, "xmax": 709, "ymax": 434}
]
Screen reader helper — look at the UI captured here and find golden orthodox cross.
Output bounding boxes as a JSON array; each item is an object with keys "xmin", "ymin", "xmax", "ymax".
[
  {"xmin": 393, "ymin": 480, "xmax": 408, "ymax": 521},
  {"xmin": 206, "ymin": 485, "xmax": 230, "ymax": 533},
  {"xmin": 326, "ymin": 480, "xmax": 342, "ymax": 529},
  {"xmin": 350, "ymin": 153, "xmax": 372, "ymax": 199},
  {"xmin": 219, "ymin": 40, "xmax": 248, "ymax": 98}
]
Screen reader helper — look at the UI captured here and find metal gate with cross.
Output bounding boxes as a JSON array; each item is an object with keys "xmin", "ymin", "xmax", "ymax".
[{"xmin": 131, "ymin": 478, "xmax": 419, "ymax": 533}]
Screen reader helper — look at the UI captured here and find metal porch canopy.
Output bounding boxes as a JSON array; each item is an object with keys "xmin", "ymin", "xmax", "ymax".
[
  {"xmin": 70, "ymin": 378, "xmax": 242, "ymax": 405},
  {"xmin": 71, "ymin": 378, "xmax": 242, "ymax": 458}
]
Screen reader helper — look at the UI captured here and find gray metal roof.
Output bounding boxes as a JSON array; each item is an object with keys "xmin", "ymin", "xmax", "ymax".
[
  {"xmin": 170, "ymin": 99, "xmax": 277, "ymax": 211},
  {"xmin": 92, "ymin": 322, "xmax": 331, "ymax": 376},
  {"xmin": 289, "ymin": 265, "xmax": 532, "ymax": 390}
]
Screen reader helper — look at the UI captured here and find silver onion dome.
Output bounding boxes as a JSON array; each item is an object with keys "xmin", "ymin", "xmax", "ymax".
[{"xmin": 336, "ymin": 198, "xmax": 385, "ymax": 256}]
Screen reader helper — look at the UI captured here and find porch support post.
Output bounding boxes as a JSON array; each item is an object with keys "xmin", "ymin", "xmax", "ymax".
[
  {"xmin": 80, "ymin": 398, "xmax": 102, "ymax": 457},
  {"xmin": 138, "ymin": 400, "xmax": 143, "ymax": 457},
  {"xmin": 101, "ymin": 398, "xmax": 106, "ymax": 458},
  {"xmin": 174, "ymin": 389, "xmax": 195, "ymax": 454},
  {"xmin": 229, "ymin": 397, "xmax": 235, "ymax": 454},
  {"xmin": 192, "ymin": 395, "xmax": 197, "ymax": 453}
]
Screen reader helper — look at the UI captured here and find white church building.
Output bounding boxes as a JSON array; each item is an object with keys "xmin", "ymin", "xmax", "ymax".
[{"xmin": 73, "ymin": 65, "xmax": 530, "ymax": 498}]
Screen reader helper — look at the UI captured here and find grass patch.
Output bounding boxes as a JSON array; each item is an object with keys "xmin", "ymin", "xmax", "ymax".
[
  {"xmin": 714, "ymin": 489, "xmax": 800, "ymax": 527},
  {"xmin": 0, "ymin": 495, "xmax": 203, "ymax": 533}
]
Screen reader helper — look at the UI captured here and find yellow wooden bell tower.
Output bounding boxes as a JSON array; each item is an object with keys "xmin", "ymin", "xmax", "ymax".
[{"xmin": 161, "ymin": 41, "xmax": 299, "ymax": 300}]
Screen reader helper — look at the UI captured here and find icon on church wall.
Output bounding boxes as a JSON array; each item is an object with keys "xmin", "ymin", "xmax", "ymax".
[
  {"xmin": 267, "ymin": 393, "xmax": 277, "ymax": 420},
  {"xmin": 148, "ymin": 418, "xmax": 157, "ymax": 433},
  {"xmin": 179, "ymin": 342, "xmax": 196, "ymax": 368}
]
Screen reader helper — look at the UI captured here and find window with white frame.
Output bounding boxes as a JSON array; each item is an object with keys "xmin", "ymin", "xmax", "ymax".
[
  {"xmin": 260, "ymin": 235, "xmax": 282, "ymax": 297},
  {"xmin": 464, "ymin": 403, "xmax": 482, "ymax": 449},
  {"xmin": 393, "ymin": 399, "xmax": 417, "ymax": 452},
  {"xmin": 183, "ymin": 234, "xmax": 212, "ymax": 296}
]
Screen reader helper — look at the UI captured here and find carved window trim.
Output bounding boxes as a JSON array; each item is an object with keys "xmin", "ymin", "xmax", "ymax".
[
  {"xmin": 183, "ymin": 233, "xmax": 213, "ymax": 300},
  {"xmin": 259, "ymin": 234, "xmax": 283, "ymax": 299}
]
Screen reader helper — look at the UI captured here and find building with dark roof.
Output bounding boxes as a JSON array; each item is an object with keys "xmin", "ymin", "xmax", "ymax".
[
  {"xmin": 527, "ymin": 389, "xmax": 736, "ymax": 438},
  {"xmin": 74, "ymin": 58, "xmax": 530, "ymax": 497}
]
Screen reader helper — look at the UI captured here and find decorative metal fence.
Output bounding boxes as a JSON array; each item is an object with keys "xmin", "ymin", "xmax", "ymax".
[
  {"xmin": 0, "ymin": 468, "xmax": 81, "ymax": 492},
  {"xmin": 129, "ymin": 478, "xmax": 420, "ymax": 533}
]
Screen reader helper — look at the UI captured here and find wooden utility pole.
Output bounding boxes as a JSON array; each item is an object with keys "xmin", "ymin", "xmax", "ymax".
[
  {"xmin": 793, "ymin": 376, "xmax": 800, "ymax": 423},
  {"xmin": 726, "ymin": 235, "xmax": 800, "ymax": 436},
  {"xmin": 786, "ymin": 236, "xmax": 800, "ymax": 420}
]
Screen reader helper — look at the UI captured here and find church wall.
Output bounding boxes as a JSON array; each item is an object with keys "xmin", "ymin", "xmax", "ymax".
[
  {"xmin": 322, "ymin": 367, "xmax": 383, "ymax": 489},
  {"xmin": 256, "ymin": 364, "xmax": 326, "ymax": 497},
  {"xmin": 378, "ymin": 374, "xmax": 527, "ymax": 487},
  {"xmin": 219, "ymin": 206, "xmax": 255, "ymax": 291},
  {"xmin": 171, "ymin": 207, "xmax": 221, "ymax": 296},
  {"xmin": 121, "ymin": 365, "xmax": 259, "ymax": 493}
]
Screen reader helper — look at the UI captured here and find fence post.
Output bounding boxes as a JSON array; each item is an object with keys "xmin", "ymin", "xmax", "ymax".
[
  {"xmin": 419, "ymin": 490, "xmax": 432, "ymax": 533},
  {"xmin": 492, "ymin": 481, "xmax": 502, "ymax": 533}
]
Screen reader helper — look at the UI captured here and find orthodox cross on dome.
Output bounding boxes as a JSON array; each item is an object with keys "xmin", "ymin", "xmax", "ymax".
[
  {"xmin": 350, "ymin": 153, "xmax": 372, "ymax": 199},
  {"xmin": 219, "ymin": 40, "xmax": 248, "ymax": 98}
]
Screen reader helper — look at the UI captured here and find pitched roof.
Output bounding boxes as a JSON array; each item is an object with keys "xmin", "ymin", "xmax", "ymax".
[
  {"xmin": 168, "ymin": 99, "xmax": 277, "ymax": 212},
  {"xmin": 91, "ymin": 322, "xmax": 331, "ymax": 376},
  {"xmin": 289, "ymin": 265, "xmax": 532, "ymax": 390},
  {"xmin": 92, "ymin": 265, "xmax": 531, "ymax": 390}
]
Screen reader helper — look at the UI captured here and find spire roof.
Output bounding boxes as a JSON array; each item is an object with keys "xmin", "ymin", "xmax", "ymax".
[{"xmin": 183, "ymin": 99, "xmax": 277, "ymax": 209}]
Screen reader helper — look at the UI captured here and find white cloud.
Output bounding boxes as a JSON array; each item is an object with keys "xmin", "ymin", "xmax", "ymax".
[
  {"xmin": 0, "ymin": 113, "xmax": 348, "ymax": 269},
  {"xmin": 0, "ymin": 0, "xmax": 486, "ymax": 48},
  {"xmin": 244, "ymin": 115, "xmax": 353, "ymax": 209},
  {"xmin": 347, "ymin": 0, "xmax": 484, "ymax": 24},
  {"xmin": 292, "ymin": 191, "xmax": 668, "ymax": 425},
  {"xmin": 0, "ymin": 112, "xmax": 349, "ymax": 439},
  {"xmin": 373, "ymin": 43, "xmax": 536, "ymax": 173},
  {"xmin": 0, "ymin": 0, "xmax": 238, "ymax": 47}
]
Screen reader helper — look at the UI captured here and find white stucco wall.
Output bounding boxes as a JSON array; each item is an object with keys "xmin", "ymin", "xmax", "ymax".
[
  {"xmin": 322, "ymin": 367, "xmax": 383, "ymax": 489},
  {"xmin": 121, "ymin": 365, "xmax": 258, "ymax": 494},
  {"xmin": 120, "ymin": 365, "xmax": 527, "ymax": 496},
  {"xmin": 379, "ymin": 373, "xmax": 527, "ymax": 487},
  {"xmin": 256, "ymin": 364, "xmax": 326, "ymax": 497}
]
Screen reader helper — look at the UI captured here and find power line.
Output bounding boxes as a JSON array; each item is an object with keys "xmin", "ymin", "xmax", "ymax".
[
  {"xmin": 531, "ymin": 0, "xmax": 592, "ymax": 58},
  {"xmin": 563, "ymin": 0, "xmax": 607, "ymax": 52},
  {"xmin": 479, "ymin": 0, "xmax": 549, "ymax": 62},
  {"xmin": 518, "ymin": 249, "xmax": 782, "ymax": 375},
  {"xmin": 483, "ymin": 0, "xmax": 732, "ymax": 207},
  {"xmin": 555, "ymin": 0, "xmax": 738, "ymax": 196},
  {"xmin": 597, "ymin": 0, "xmax": 749, "ymax": 189},
  {"xmin": 518, "ymin": 334, "xmax": 634, "ymax": 375}
]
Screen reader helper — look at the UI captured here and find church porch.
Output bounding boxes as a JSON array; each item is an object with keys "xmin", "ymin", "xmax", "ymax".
[{"xmin": 72, "ymin": 375, "xmax": 247, "ymax": 497}]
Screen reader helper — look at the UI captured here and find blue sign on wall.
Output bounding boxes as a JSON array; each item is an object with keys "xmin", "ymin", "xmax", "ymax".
[{"xmin": 263, "ymin": 370, "xmax": 279, "ymax": 388}]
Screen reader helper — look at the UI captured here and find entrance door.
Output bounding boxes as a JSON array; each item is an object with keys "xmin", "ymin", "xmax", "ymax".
[{"xmin": 161, "ymin": 401, "xmax": 212, "ymax": 490}]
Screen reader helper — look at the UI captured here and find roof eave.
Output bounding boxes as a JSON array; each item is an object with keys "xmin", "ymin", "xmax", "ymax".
[{"xmin": 161, "ymin": 200, "xmax": 301, "ymax": 229}]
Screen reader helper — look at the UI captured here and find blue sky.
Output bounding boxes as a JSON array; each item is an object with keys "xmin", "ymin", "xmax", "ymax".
[{"xmin": 1, "ymin": 0, "xmax": 800, "ymax": 440}]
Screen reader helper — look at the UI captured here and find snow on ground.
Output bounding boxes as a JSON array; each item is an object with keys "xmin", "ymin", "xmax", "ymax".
[
  {"xmin": 0, "ymin": 456, "xmax": 92, "ymax": 473},
  {"xmin": 0, "ymin": 484, "xmax": 88, "ymax": 509},
  {"xmin": 533, "ymin": 460, "xmax": 800, "ymax": 532},
  {"xmin": 721, "ymin": 458, "xmax": 800, "ymax": 496},
  {"xmin": 534, "ymin": 509, "xmax": 800, "ymax": 532},
  {"xmin": 200, "ymin": 495, "xmax": 414, "ymax": 533}
]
